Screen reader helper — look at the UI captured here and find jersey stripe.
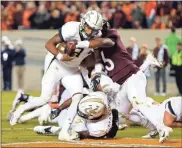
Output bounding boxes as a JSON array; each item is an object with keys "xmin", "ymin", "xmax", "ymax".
[
  {"xmin": 45, "ymin": 56, "xmax": 56, "ymax": 73},
  {"xmin": 168, "ymin": 101, "xmax": 176, "ymax": 116}
]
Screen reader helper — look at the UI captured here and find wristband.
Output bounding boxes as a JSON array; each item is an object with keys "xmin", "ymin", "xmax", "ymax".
[
  {"xmin": 56, "ymin": 53, "xmax": 63, "ymax": 61},
  {"xmin": 76, "ymin": 41, "xmax": 90, "ymax": 48},
  {"xmin": 95, "ymin": 63, "xmax": 103, "ymax": 73}
]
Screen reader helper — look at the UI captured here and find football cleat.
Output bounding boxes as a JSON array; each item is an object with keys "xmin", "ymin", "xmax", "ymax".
[
  {"xmin": 119, "ymin": 124, "xmax": 128, "ymax": 130},
  {"xmin": 10, "ymin": 113, "xmax": 19, "ymax": 126},
  {"xmin": 146, "ymin": 54, "xmax": 163, "ymax": 68},
  {"xmin": 12, "ymin": 91, "xmax": 24, "ymax": 111},
  {"xmin": 34, "ymin": 126, "xmax": 52, "ymax": 135},
  {"xmin": 159, "ymin": 126, "xmax": 173, "ymax": 143},
  {"xmin": 6, "ymin": 110, "xmax": 14, "ymax": 121},
  {"xmin": 58, "ymin": 130, "xmax": 72, "ymax": 141},
  {"xmin": 142, "ymin": 130, "xmax": 158, "ymax": 139}
]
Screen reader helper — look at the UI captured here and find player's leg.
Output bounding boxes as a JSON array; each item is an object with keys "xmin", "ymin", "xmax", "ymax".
[
  {"xmin": 129, "ymin": 109, "xmax": 158, "ymax": 139},
  {"xmin": 126, "ymin": 70, "xmax": 172, "ymax": 143},
  {"xmin": 115, "ymin": 84, "xmax": 132, "ymax": 130},
  {"xmin": 138, "ymin": 104, "xmax": 173, "ymax": 143},
  {"xmin": 34, "ymin": 90, "xmax": 72, "ymax": 136},
  {"xmin": 58, "ymin": 73, "xmax": 84, "ymax": 140},
  {"xmin": 10, "ymin": 61, "xmax": 61, "ymax": 126},
  {"xmin": 18, "ymin": 105, "xmax": 46, "ymax": 124},
  {"xmin": 34, "ymin": 126, "xmax": 61, "ymax": 135},
  {"xmin": 140, "ymin": 54, "xmax": 163, "ymax": 72}
]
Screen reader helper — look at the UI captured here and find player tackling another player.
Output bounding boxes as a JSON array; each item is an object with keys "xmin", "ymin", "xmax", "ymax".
[{"xmin": 8, "ymin": 10, "xmax": 181, "ymax": 143}]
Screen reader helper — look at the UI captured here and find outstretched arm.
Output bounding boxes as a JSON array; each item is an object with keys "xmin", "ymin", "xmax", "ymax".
[
  {"xmin": 76, "ymin": 38, "xmax": 115, "ymax": 49},
  {"xmin": 89, "ymin": 38, "xmax": 115, "ymax": 48}
]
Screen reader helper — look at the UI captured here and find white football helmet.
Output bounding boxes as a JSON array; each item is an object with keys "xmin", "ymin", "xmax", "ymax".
[
  {"xmin": 80, "ymin": 10, "xmax": 103, "ymax": 40},
  {"xmin": 78, "ymin": 91, "xmax": 106, "ymax": 120}
]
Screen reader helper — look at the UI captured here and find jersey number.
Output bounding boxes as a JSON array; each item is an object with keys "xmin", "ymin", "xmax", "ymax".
[
  {"xmin": 101, "ymin": 51, "xmax": 114, "ymax": 71},
  {"xmin": 74, "ymin": 48, "xmax": 84, "ymax": 57}
]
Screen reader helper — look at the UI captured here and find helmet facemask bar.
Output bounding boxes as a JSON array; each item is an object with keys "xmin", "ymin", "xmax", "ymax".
[{"xmin": 80, "ymin": 19, "xmax": 100, "ymax": 40}]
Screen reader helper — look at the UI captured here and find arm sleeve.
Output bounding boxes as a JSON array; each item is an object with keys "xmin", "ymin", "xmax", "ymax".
[{"xmin": 58, "ymin": 22, "xmax": 77, "ymax": 42}]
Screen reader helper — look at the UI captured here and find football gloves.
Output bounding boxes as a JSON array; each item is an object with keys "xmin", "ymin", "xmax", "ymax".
[
  {"xmin": 90, "ymin": 73, "xmax": 101, "ymax": 91},
  {"xmin": 50, "ymin": 108, "xmax": 61, "ymax": 120}
]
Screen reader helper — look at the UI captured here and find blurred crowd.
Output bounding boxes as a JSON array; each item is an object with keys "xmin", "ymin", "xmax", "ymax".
[{"xmin": 1, "ymin": 1, "xmax": 182, "ymax": 30}]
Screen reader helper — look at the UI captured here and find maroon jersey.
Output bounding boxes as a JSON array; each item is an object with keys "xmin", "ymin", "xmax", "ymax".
[
  {"xmin": 135, "ymin": 54, "xmax": 147, "ymax": 67},
  {"xmin": 100, "ymin": 29, "xmax": 139, "ymax": 85}
]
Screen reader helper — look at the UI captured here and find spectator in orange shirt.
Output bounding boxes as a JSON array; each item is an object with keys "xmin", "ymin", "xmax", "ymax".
[
  {"xmin": 22, "ymin": 2, "xmax": 36, "ymax": 29},
  {"xmin": 1, "ymin": 6, "xmax": 8, "ymax": 30},
  {"xmin": 2, "ymin": 19, "xmax": 8, "ymax": 30},
  {"xmin": 122, "ymin": 2, "xmax": 133, "ymax": 28},
  {"xmin": 14, "ymin": 3, "xmax": 24, "ymax": 29},
  {"xmin": 143, "ymin": 2, "xmax": 157, "ymax": 28},
  {"xmin": 152, "ymin": 16, "xmax": 166, "ymax": 29},
  {"xmin": 64, "ymin": 6, "xmax": 79, "ymax": 23}
]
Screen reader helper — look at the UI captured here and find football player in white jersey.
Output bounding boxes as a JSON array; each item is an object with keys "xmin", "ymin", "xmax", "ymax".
[
  {"xmin": 126, "ymin": 96, "xmax": 182, "ymax": 142},
  {"xmin": 163, "ymin": 96, "xmax": 182, "ymax": 128},
  {"xmin": 33, "ymin": 90, "xmax": 118, "ymax": 140},
  {"xmin": 10, "ymin": 10, "xmax": 116, "ymax": 141}
]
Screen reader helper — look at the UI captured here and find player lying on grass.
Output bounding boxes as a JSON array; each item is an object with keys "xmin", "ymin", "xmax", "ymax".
[
  {"xmin": 10, "ymin": 88, "xmax": 118, "ymax": 140},
  {"xmin": 33, "ymin": 90, "xmax": 119, "ymax": 140},
  {"xmin": 120, "ymin": 96, "xmax": 182, "ymax": 140}
]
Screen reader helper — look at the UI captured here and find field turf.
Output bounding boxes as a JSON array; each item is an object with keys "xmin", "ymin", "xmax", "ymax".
[{"xmin": 1, "ymin": 91, "xmax": 182, "ymax": 144}]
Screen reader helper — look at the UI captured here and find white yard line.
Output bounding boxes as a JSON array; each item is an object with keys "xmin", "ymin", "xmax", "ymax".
[{"xmin": 2, "ymin": 127, "xmax": 33, "ymax": 131}]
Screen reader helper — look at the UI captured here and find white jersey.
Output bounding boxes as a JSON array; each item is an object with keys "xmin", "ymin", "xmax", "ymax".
[
  {"xmin": 44, "ymin": 51, "xmax": 54, "ymax": 72},
  {"xmin": 59, "ymin": 21, "xmax": 94, "ymax": 68},
  {"xmin": 164, "ymin": 96, "xmax": 182, "ymax": 121}
]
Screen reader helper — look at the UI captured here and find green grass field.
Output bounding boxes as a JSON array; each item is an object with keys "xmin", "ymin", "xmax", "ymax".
[{"xmin": 1, "ymin": 91, "xmax": 182, "ymax": 144}]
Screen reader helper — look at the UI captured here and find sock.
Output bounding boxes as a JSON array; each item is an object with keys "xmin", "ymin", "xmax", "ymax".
[
  {"xmin": 138, "ymin": 104, "xmax": 162, "ymax": 132},
  {"xmin": 129, "ymin": 109, "xmax": 156, "ymax": 131},
  {"xmin": 119, "ymin": 113, "xmax": 126, "ymax": 125},
  {"xmin": 50, "ymin": 95, "xmax": 58, "ymax": 102},
  {"xmin": 60, "ymin": 94, "xmax": 82, "ymax": 133},
  {"xmin": 50, "ymin": 126, "xmax": 61, "ymax": 135},
  {"xmin": 19, "ymin": 106, "xmax": 43, "ymax": 123}
]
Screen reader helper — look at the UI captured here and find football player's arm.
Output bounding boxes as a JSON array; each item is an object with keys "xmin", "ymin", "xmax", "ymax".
[
  {"xmin": 59, "ymin": 98, "xmax": 72, "ymax": 111},
  {"xmin": 50, "ymin": 98, "xmax": 72, "ymax": 120},
  {"xmin": 164, "ymin": 111, "xmax": 182, "ymax": 127},
  {"xmin": 76, "ymin": 38, "xmax": 115, "ymax": 49},
  {"xmin": 45, "ymin": 34, "xmax": 61, "ymax": 57}
]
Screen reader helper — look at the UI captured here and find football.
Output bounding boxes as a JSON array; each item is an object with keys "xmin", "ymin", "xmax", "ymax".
[
  {"xmin": 56, "ymin": 42, "xmax": 67, "ymax": 53},
  {"xmin": 56, "ymin": 41, "xmax": 77, "ymax": 56}
]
